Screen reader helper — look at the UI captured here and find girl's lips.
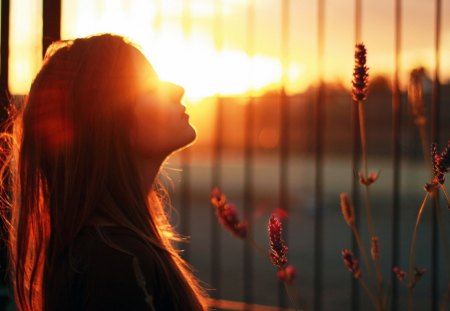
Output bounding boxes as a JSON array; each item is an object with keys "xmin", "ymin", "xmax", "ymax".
[{"xmin": 180, "ymin": 106, "xmax": 188, "ymax": 119}]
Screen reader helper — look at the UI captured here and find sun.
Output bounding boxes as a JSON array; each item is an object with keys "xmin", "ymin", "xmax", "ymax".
[
  {"xmin": 140, "ymin": 30, "xmax": 297, "ymax": 100},
  {"xmin": 9, "ymin": 0, "xmax": 306, "ymax": 100}
]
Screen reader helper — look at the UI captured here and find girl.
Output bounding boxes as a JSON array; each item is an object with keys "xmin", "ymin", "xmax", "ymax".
[{"xmin": 1, "ymin": 34, "xmax": 208, "ymax": 310}]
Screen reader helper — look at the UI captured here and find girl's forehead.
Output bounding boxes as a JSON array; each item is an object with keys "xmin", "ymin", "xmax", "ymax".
[
  {"xmin": 131, "ymin": 49, "xmax": 157, "ymax": 77},
  {"xmin": 130, "ymin": 49, "xmax": 160, "ymax": 90}
]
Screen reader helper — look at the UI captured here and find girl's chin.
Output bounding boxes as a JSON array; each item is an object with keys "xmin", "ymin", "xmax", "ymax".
[{"xmin": 178, "ymin": 127, "xmax": 197, "ymax": 150}]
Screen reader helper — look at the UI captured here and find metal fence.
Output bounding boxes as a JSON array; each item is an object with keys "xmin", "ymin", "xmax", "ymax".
[{"xmin": 0, "ymin": 0, "xmax": 448, "ymax": 310}]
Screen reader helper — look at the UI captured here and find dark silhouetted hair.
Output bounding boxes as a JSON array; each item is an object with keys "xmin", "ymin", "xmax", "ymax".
[{"xmin": 0, "ymin": 34, "xmax": 208, "ymax": 311}]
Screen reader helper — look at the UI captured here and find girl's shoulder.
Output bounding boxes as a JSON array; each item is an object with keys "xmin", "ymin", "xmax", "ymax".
[
  {"xmin": 76, "ymin": 225, "xmax": 154, "ymax": 252},
  {"xmin": 72, "ymin": 225, "xmax": 162, "ymax": 274},
  {"xmin": 69, "ymin": 225, "xmax": 169, "ymax": 310}
]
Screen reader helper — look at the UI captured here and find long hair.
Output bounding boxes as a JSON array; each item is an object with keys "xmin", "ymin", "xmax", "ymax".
[{"xmin": 0, "ymin": 34, "xmax": 208, "ymax": 311}]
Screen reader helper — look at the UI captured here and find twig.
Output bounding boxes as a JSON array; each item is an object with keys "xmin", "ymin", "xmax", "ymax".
[{"xmin": 407, "ymin": 192, "xmax": 430, "ymax": 310}]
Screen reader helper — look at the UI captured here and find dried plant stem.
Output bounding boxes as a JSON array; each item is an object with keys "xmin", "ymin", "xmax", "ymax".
[
  {"xmin": 383, "ymin": 280, "xmax": 392, "ymax": 311},
  {"xmin": 442, "ymin": 185, "xmax": 450, "ymax": 207},
  {"xmin": 246, "ymin": 236, "xmax": 270, "ymax": 259},
  {"xmin": 434, "ymin": 187, "xmax": 450, "ymax": 278},
  {"xmin": 359, "ymin": 277, "xmax": 380, "ymax": 311},
  {"xmin": 416, "ymin": 112, "xmax": 450, "ymax": 289},
  {"xmin": 245, "ymin": 238, "xmax": 302, "ymax": 310},
  {"xmin": 358, "ymin": 101, "xmax": 377, "ymax": 241},
  {"xmin": 362, "ymin": 186, "xmax": 376, "ymax": 245},
  {"xmin": 418, "ymin": 124, "xmax": 431, "ymax": 174},
  {"xmin": 418, "ymin": 118, "xmax": 450, "ymax": 275},
  {"xmin": 358, "ymin": 101, "xmax": 369, "ymax": 179},
  {"xmin": 358, "ymin": 100, "xmax": 384, "ymax": 309},
  {"xmin": 364, "ymin": 187, "xmax": 384, "ymax": 287},
  {"xmin": 408, "ymin": 192, "xmax": 430, "ymax": 310},
  {"xmin": 351, "ymin": 225, "xmax": 374, "ymax": 280},
  {"xmin": 283, "ymin": 281, "xmax": 302, "ymax": 311}
]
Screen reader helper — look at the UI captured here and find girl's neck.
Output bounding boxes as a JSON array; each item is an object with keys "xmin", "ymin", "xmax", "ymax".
[{"xmin": 134, "ymin": 155, "xmax": 166, "ymax": 196}]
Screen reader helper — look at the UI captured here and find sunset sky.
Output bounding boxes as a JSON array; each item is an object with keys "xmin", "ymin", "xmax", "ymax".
[{"xmin": 8, "ymin": 0, "xmax": 450, "ymax": 100}]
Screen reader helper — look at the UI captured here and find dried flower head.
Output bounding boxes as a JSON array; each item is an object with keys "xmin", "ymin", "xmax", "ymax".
[
  {"xmin": 340, "ymin": 192, "xmax": 355, "ymax": 227},
  {"xmin": 424, "ymin": 182, "xmax": 439, "ymax": 193},
  {"xmin": 371, "ymin": 236, "xmax": 380, "ymax": 260},
  {"xmin": 392, "ymin": 266, "xmax": 406, "ymax": 282},
  {"xmin": 431, "ymin": 141, "xmax": 450, "ymax": 185},
  {"xmin": 408, "ymin": 68, "xmax": 427, "ymax": 126},
  {"xmin": 210, "ymin": 188, "xmax": 248, "ymax": 238},
  {"xmin": 352, "ymin": 43, "xmax": 369, "ymax": 102},
  {"xmin": 342, "ymin": 249, "xmax": 361, "ymax": 279},
  {"xmin": 268, "ymin": 214, "xmax": 288, "ymax": 268},
  {"xmin": 273, "ymin": 208, "xmax": 289, "ymax": 220},
  {"xmin": 408, "ymin": 266, "xmax": 427, "ymax": 290},
  {"xmin": 277, "ymin": 265, "xmax": 296, "ymax": 283},
  {"xmin": 358, "ymin": 171, "xmax": 379, "ymax": 186},
  {"xmin": 211, "ymin": 187, "xmax": 226, "ymax": 207}
]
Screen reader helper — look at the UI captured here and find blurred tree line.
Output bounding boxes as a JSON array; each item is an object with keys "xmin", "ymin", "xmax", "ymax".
[{"xmin": 207, "ymin": 72, "xmax": 449, "ymax": 158}]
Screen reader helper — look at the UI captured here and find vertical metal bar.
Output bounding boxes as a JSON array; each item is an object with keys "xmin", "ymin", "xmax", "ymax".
[
  {"xmin": 432, "ymin": 2, "xmax": 441, "ymax": 143},
  {"xmin": 180, "ymin": 148, "xmax": 192, "ymax": 261},
  {"xmin": 354, "ymin": 0, "xmax": 361, "ymax": 44},
  {"xmin": 278, "ymin": 0, "xmax": 290, "ymax": 308},
  {"xmin": 0, "ymin": 0, "xmax": 10, "ymax": 116},
  {"xmin": 211, "ymin": 97, "xmax": 222, "ymax": 290},
  {"xmin": 179, "ymin": 0, "xmax": 192, "ymax": 262},
  {"xmin": 243, "ymin": 0, "xmax": 255, "ymax": 307},
  {"xmin": 0, "ymin": 3, "xmax": 10, "ymax": 303},
  {"xmin": 211, "ymin": 98, "xmax": 223, "ymax": 301},
  {"xmin": 391, "ymin": 1, "xmax": 401, "ymax": 310},
  {"xmin": 243, "ymin": 93, "xmax": 254, "ymax": 307},
  {"xmin": 211, "ymin": 0, "xmax": 223, "ymax": 302},
  {"xmin": 182, "ymin": 0, "xmax": 191, "ymax": 38},
  {"xmin": 352, "ymin": 1, "xmax": 362, "ymax": 310},
  {"xmin": 431, "ymin": 0, "xmax": 441, "ymax": 309},
  {"xmin": 153, "ymin": 0, "xmax": 162, "ymax": 31},
  {"xmin": 314, "ymin": 1, "xmax": 325, "ymax": 310},
  {"xmin": 42, "ymin": 0, "xmax": 61, "ymax": 57}
]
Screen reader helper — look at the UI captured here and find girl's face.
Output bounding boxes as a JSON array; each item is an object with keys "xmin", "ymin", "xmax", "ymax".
[{"xmin": 129, "ymin": 50, "xmax": 196, "ymax": 159}]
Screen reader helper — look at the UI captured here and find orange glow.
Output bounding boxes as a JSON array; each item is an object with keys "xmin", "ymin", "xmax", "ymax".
[
  {"xmin": 59, "ymin": 1, "xmax": 305, "ymax": 100},
  {"xmin": 8, "ymin": 0, "xmax": 306, "ymax": 99},
  {"xmin": 8, "ymin": 0, "xmax": 450, "ymax": 97},
  {"xmin": 258, "ymin": 127, "xmax": 279, "ymax": 149},
  {"xmin": 9, "ymin": 0, "xmax": 42, "ymax": 94}
]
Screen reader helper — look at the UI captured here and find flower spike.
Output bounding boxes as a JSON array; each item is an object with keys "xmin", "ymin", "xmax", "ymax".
[
  {"xmin": 352, "ymin": 43, "xmax": 369, "ymax": 102},
  {"xmin": 277, "ymin": 265, "xmax": 296, "ymax": 283},
  {"xmin": 408, "ymin": 267, "xmax": 427, "ymax": 290},
  {"xmin": 268, "ymin": 214, "xmax": 288, "ymax": 268},
  {"xmin": 342, "ymin": 249, "xmax": 361, "ymax": 279},
  {"xmin": 210, "ymin": 187, "xmax": 226, "ymax": 207},
  {"xmin": 358, "ymin": 171, "xmax": 379, "ymax": 186},
  {"xmin": 431, "ymin": 141, "xmax": 450, "ymax": 185},
  {"xmin": 407, "ymin": 68, "xmax": 427, "ymax": 126},
  {"xmin": 210, "ymin": 188, "xmax": 248, "ymax": 238},
  {"xmin": 392, "ymin": 266, "xmax": 406, "ymax": 282},
  {"xmin": 340, "ymin": 192, "xmax": 355, "ymax": 227},
  {"xmin": 371, "ymin": 236, "xmax": 380, "ymax": 260}
]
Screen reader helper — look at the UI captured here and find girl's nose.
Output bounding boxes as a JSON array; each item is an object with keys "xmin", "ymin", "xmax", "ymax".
[{"xmin": 160, "ymin": 81, "xmax": 185, "ymax": 101}]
